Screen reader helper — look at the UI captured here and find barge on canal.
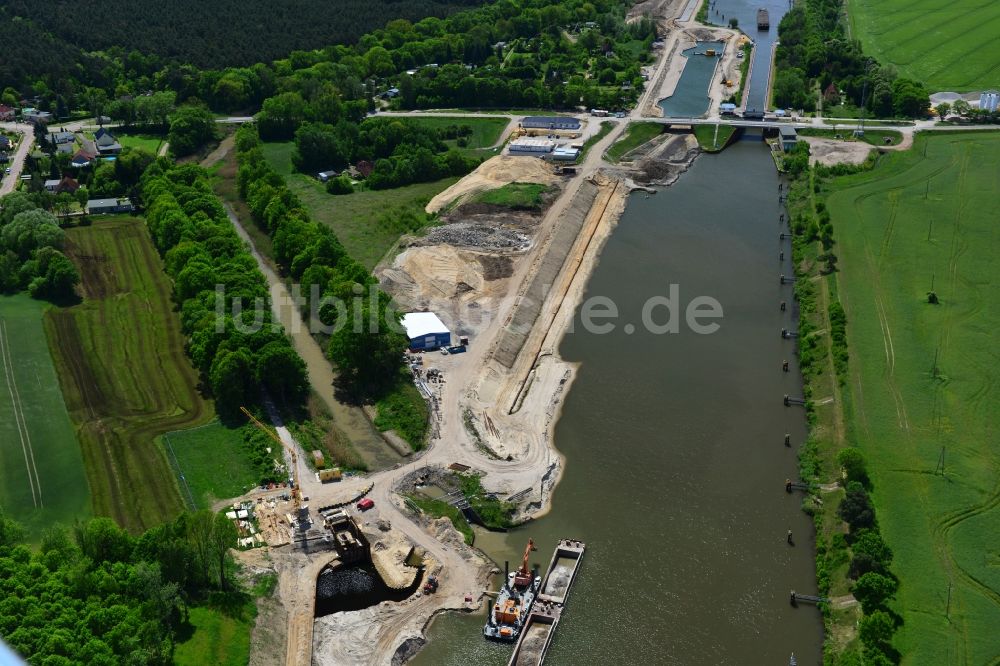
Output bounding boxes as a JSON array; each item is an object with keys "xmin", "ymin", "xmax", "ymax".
[
  {"xmin": 507, "ymin": 539, "xmax": 586, "ymax": 666},
  {"xmin": 757, "ymin": 8, "xmax": 770, "ymax": 30}
]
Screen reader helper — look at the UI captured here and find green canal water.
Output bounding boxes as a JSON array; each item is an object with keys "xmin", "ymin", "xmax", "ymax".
[
  {"xmin": 658, "ymin": 42, "xmax": 725, "ymax": 118},
  {"xmin": 410, "ymin": 139, "xmax": 823, "ymax": 665}
]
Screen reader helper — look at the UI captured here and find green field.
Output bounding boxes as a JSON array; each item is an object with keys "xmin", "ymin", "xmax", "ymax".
[
  {"xmin": 400, "ymin": 115, "xmax": 510, "ymax": 155},
  {"xmin": 0, "ymin": 294, "xmax": 90, "ymax": 539},
  {"xmin": 828, "ymin": 132, "xmax": 1000, "ymax": 663},
  {"xmin": 606, "ymin": 121, "xmax": 662, "ymax": 162},
  {"xmin": 162, "ymin": 421, "xmax": 259, "ymax": 510},
  {"xmin": 261, "ymin": 141, "xmax": 459, "ymax": 268},
  {"xmin": 692, "ymin": 124, "xmax": 737, "ymax": 152},
  {"xmin": 798, "ymin": 127, "xmax": 903, "ymax": 146},
  {"xmin": 472, "ymin": 182, "xmax": 551, "ymax": 210},
  {"xmin": 45, "ymin": 217, "xmax": 214, "ymax": 532},
  {"xmin": 117, "ymin": 132, "xmax": 165, "ymax": 154},
  {"xmin": 174, "ymin": 602, "xmax": 254, "ymax": 666},
  {"xmin": 848, "ymin": 0, "xmax": 1000, "ymax": 90}
]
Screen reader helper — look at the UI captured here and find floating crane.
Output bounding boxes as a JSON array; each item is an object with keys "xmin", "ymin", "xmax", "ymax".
[
  {"xmin": 240, "ymin": 406, "xmax": 301, "ymax": 515},
  {"xmin": 513, "ymin": 538, "xmax": 537, "ymax": 588}
]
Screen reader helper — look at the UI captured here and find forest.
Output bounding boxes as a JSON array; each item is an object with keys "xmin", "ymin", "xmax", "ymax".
[
  {"xmin": 1, "ymin": 0, "xmax": 481, "ymax": 70},
  {"xmin": 772, "ymin": 0, "xmax": 929, "ymax": 117},
  {"xmin": 2, "ymin": 0, "xmax": 655, "ymax": 121},
  {"xmin": 0, "ymin": 509, "xmax": 240, "ymax": 665}
]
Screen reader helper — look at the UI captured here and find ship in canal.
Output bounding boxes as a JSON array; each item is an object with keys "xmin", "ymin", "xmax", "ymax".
[
  {"xmin": 484, "ymin": 538, "xmax": 541, "ymax": 642},
  {"xmin": 508, "ymin": 538, "xmax": 587, "ymax": 666},
  {"xmin": 757, "ymin": 8, "xmax": 770, "ymax": 30}
]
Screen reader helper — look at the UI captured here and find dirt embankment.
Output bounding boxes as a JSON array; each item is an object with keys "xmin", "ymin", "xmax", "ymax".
[{"xmin": 426, "ymin": 155, "xmax": 560, "ymax": 213}]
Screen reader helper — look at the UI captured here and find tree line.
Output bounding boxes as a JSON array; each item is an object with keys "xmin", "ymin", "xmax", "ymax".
[
  {"xmin": 0, "ymin": 193, "xmax": 80, "ymax": 301},
  {"xmin": 773, "ymin": 0, "xmax": 929, "ymax": 118},
  {"xmin": 0, "ymin": 508, "xmax": 239, "ymax": 665},
  {"xmin": 140, "ymin": 162, "xmax": 309, "ymax": 417},
  {"xmin": 235, "ymin": 125, "xmax": 411, "ymax": 400}
]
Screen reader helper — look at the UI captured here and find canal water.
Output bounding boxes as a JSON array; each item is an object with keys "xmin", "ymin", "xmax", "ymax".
[
  {"xmin": 658, "ymin": 42, "xmax": 726, "ymax": 117},
  {"xmin": 707, "ymin": 0, "xmax": 791, "ymax": 112},
  {"xmin": 410, "ymin": 138, "xmax": 822, "ymax": 665}
]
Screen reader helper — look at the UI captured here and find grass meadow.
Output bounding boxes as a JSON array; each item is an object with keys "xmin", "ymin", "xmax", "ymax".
[
  {"xmin": 828, "ymin": 132, "xmax": 1000, "ymax": 663},
  {"xmin": 605, "ymin": 121, "xmax": 663, "ymax": 162},
  {"xmin": 847, "ymin": 0, "xmax": 1000, "ymax": 90},
  {"xmin": 45, "ymin": 217, "xmax": 215, "ymax": 532},
  {"xmin": 0, "ymin": 294, "xmax": 90, "ymax": 539},
  {"xmin": 161, "ymin": 421, "xmax": 260, "ymax": 510}
]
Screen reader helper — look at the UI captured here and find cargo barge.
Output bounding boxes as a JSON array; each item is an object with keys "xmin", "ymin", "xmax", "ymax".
[
  {"xmin": 757, "ymin": 8, "xmax": 770, "ymax": 30},
  {"xmin": 507, "ymin": 539, "xmax": 586, "ymax": 666}
]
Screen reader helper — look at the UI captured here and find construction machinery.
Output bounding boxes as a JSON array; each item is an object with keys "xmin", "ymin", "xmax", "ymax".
[
  {"xmin": 240, "ymin": 406, "xmax": 308, "ymax": 526},
  {"xmin": 484, "ymin": 538, "xmax": 541, "ymax": 642}
]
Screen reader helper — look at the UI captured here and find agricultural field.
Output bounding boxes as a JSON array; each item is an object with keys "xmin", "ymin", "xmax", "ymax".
[
  {"xmin": 847, "ymin": 0, "xmax": 1000, "ymax": 91},
  {"xmin": 261, "ymin": 141, "xmax": 459, "ymax": 268},
  {"xmin": 0, "ymin": 294, "xmax": 89, "ymax": 539},
  {"xmin": 45, "ymin": 217, "xmax": 214, "ymax": 532},
  {"xmin": 827, "ymin": 132, "xmax": 1000, "ymax": 664}
]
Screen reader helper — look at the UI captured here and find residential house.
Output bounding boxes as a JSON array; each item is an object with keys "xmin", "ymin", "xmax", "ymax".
[
  {"xmin": 95, "ymin": 132, "xmax": 122, "ymax": 156},
  {"xmin": 0, "ymin": 105, "xmax": 14, "ymax": 121},
  {"xmin": 71, "ymin": 149, "xmax": 97, "ymax": 168},
  {"xmin": 48, "ymin": 130, "xmax": 76, "ymax": 145},
  {"xmin": 317, "ymin": 170, "xmax": 339, "ymax": 182},
  {"xmin": 0, "ymin": 136, "xmax": 11, "ymax": 150},
  {"xmin": 87, "ymin": 198, "xmax": 134, "ymax": 215},
  {"xmin": 381, "ymin": 88, "xmax": 400, "ymax": 99},
  {"xmin": 57, "ymin": 176, "xmax": 80, "ymax": 194},
  {"xmin": 45, "ymin": 179, "xmax": 61, "ymax": 192}
]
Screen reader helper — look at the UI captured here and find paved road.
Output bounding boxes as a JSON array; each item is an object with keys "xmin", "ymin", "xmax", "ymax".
[{"xmin": 0, "ymin": 123, "xmax": 36, "ymax": 197}]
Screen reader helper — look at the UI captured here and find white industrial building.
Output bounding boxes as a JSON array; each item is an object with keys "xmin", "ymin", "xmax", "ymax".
[
  {"xmin": 509, "ymin": 138, "xmax": 555, "ymax": 154},
  {"xmin": 980, "ymin": 91, "xmax": 999, "ymax": 113},
  {"xmin": 401, "ymin": 312, "xmax": 452, "ymax": 351}
]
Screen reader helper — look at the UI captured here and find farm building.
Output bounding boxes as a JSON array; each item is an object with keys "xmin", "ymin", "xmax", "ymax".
[
  {"xmin": 401, "ymin": 312, "xmax": 451, "ymax": 350},
  {"xmin": 509, "ymin": 138, "xmax": 555, "ymax": 154},
  {"xmin": 778, "ymin": 126, "xmax": 798, "ymax": 152},
  {"xmin": 87, "ymin": 198, "xmax": 134, "ymax": 215},
  {"xmin": 521, "ymin": 116, "xmax": 581, "ymax": 131}
]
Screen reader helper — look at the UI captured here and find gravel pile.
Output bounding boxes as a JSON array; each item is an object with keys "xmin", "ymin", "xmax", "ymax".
[{"xmin": 422, "ymin": 222, "xmax": 531, "ymax": 251}]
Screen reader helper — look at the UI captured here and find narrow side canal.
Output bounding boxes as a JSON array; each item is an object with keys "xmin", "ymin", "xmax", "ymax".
[{"xmin": 411, "ymin": 138, "xmax": 822, "ymax": 665}]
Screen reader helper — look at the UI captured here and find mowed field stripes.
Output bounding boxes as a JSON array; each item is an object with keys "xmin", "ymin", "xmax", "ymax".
[
  {"xmin": 45, "ymin": 217, "xmax": 215, "ymax": 533},
  {"xmin": 848, "ymin": 0, "xmax": 1000, "ymax": 90},
  {"xmin": 0, "ymin": 318, "xmax": 43, "ymax": 507},
  {"xmin": 0, "ymin": 295, "xmax": 89, "ymax": 538}
]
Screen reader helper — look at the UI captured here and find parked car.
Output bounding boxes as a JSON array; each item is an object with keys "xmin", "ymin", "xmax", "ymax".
[{"xmin": 357, "ymin": 498, "xmax": 375, "ymax": 511}]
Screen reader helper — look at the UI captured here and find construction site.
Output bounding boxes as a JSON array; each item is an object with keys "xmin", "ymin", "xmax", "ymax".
[{"xmin": 225, "ymin": 0, "xmax": 752, "ymax": 662}]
